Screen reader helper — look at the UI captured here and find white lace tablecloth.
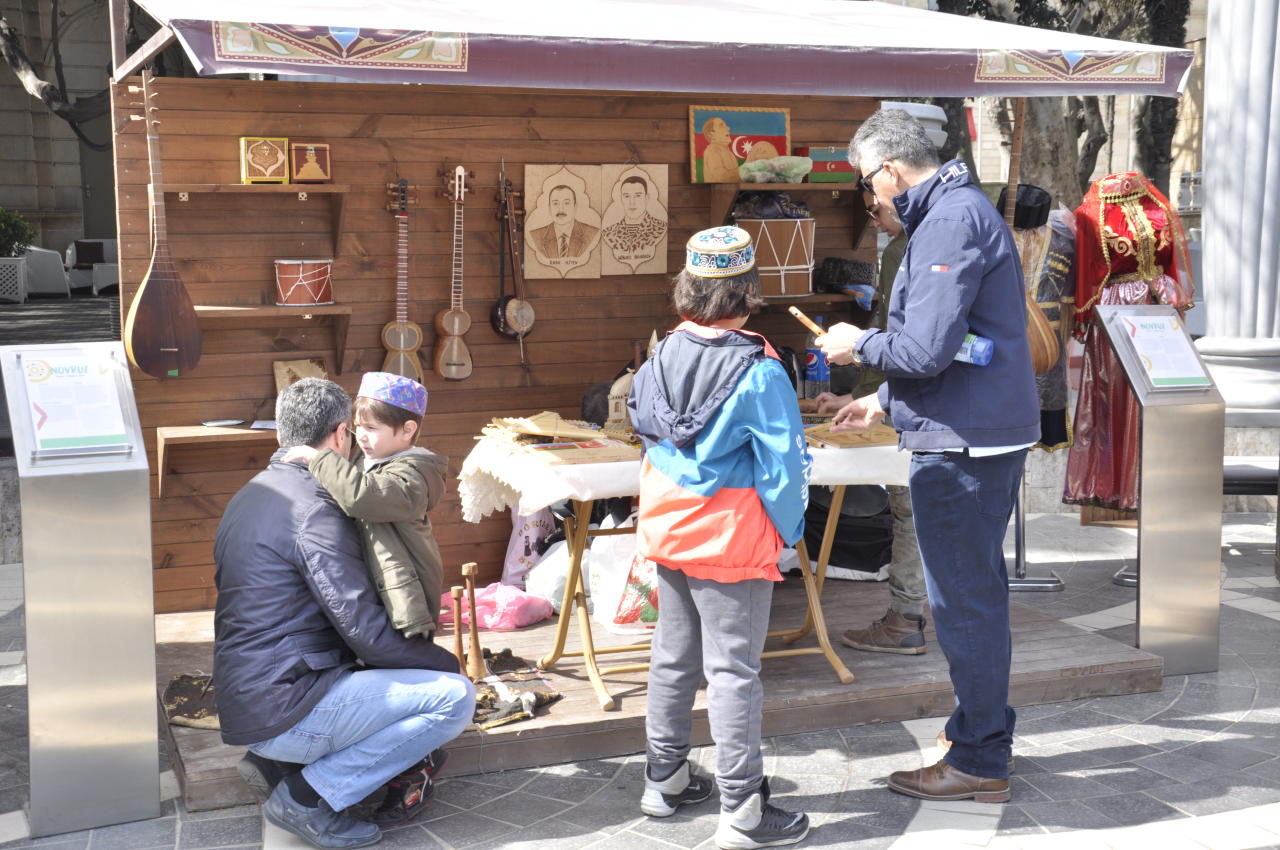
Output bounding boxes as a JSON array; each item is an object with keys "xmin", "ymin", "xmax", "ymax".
[{"xmin": 459, "ymin": 434, "xmax": 910, "ymax": 522}]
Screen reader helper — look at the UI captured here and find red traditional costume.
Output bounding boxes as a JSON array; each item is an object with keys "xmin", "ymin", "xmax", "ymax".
[{"xmin": 1063, "ymin": 172, "xmax": 1194, "ymax": 510}]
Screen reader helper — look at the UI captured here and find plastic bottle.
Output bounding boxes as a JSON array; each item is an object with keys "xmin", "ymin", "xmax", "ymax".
[
  {"xmin": 803, "ymin": 315, "xmax": 830, "ymax": 398},
  {"xmin": 954, "ymin": 333, "xmax": 994, "ymax": 366}
]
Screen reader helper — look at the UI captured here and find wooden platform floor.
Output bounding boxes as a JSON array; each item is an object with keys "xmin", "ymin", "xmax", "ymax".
[{"xmin": 157, "ymin": 575, "xmax": 1163, "ymax": 811}]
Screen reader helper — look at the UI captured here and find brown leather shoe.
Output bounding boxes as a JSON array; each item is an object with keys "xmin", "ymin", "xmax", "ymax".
[
  {"xmin": 840, "ymin": 610, "xmax": 926, "ymax": 655},
  {"xmin": 936, "ymin": 730, "xmax": 1015, "ymax": 774},
  {"xmin": 887, "ymin": 759, "xmax": 1010, "ymax": 803}
]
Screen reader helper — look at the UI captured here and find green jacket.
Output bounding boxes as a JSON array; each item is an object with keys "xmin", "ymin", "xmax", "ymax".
[
  {"xmin": 852, "ymin": 232, "xmax": 908, "ymax": 399},
  {"xmin": 309, "ymin": 446, "xmax": 447, "ymax": 638}
]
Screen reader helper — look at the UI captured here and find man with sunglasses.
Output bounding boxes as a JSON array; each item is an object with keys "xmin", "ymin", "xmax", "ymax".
[{"xmin": 817, "ymin": 109, "xmax": 1038, "ymax": 804}]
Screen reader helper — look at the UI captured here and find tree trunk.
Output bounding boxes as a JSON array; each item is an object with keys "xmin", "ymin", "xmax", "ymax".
[
  {"xmin": 1076, "ymin": 95, "xmax": 1109, "ymax": 194},
  {"xmin": 1016, "ymin": 97, "xmax": 1083, "ymax": 210},
  {"xmin": 1135, "ymin": 0, "xmax": 1190, "ymax": 196},
  {"xmin": 932, "ymin": 97, "xmax": 979, "ymax": 175}
]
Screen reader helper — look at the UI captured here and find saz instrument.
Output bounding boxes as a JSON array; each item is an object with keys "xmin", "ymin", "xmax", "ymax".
[
  {"xmin": 1003, "ymin": 100, "xmax": 1059, "ymax": 377},
  {"xmin": 434, "ymin": 165, "xmax": 474, "ymax": 381},
  {"xmin": 124, "ymin": 71, "xmax": 202, "ymax": 378},
  {"xmin": 381, "ymin": 179, "xmax": 424, "ymax": 382},
  {"xmin": 491, "ymin": 159, "xmax": 535, "ymax": 369}
]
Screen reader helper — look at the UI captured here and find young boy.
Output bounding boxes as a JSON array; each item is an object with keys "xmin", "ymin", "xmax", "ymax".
[
  {"xmin": 282, "ymin": 370, "xmax": 449, "ymax": 825},
  {"xmin": 627, "ymin": 226, "xmax": 812, "ymax": 850}
]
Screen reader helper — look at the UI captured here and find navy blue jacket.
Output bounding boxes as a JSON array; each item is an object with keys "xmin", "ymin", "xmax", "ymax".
[
  {"xmin": 856, "ymin": 160, "xmax": 1039, "ymax": 450},
  {"xmin": 213, "ymin": 449, "xmax": 459, "ymax": 746}
]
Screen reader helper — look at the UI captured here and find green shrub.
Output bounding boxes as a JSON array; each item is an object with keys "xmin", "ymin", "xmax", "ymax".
[{"xmin": 0, "ymin": 208, "xmax": 38, "ymax": 258}]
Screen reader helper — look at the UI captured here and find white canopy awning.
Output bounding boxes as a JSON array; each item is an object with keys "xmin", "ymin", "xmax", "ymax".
[{"xmin": 134, "ymin": 0, "xmax": 1193, "ymax": 97}]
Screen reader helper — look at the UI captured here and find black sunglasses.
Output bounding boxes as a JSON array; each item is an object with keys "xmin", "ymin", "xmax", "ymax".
[{"xmin": 859, "ymin": 162, "xmax": 885, "ymax": 195}]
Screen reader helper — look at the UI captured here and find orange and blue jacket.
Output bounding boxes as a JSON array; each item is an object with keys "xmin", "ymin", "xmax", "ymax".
[{"xmin": 627, "ymin": 322, "xmax": 811, "ymax": 583}]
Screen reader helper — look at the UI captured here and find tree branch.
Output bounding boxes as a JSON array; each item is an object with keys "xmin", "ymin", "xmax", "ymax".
[{"xmin": 0, "ymin": 14, "xmax": 110, "ymax": 149}]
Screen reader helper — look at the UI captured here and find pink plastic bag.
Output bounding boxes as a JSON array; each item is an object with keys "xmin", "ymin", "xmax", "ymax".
[{"xmin": 438, "ymin": 581, "xmax": 554, "ymax": 631}]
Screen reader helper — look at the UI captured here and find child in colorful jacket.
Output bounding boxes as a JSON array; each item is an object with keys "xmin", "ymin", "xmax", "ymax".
[{"xmin": 627, "ymin": 226, "xmax": 812, "ymax": 850}]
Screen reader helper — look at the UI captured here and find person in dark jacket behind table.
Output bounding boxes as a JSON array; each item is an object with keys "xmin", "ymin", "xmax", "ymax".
[
  {"xmin": 818, "ymin": 109, "xmax": 1039, "ymax": 804},
  {"xmin": 213, "ymin": 378, "xmax": 473, "ymax": 849},
  {"xmin": 628, "ymin": 226, "xmax": 813, "ymax": 850}
]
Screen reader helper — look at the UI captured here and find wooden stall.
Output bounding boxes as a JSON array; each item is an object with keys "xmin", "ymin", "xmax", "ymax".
[{"xmin": 111, "ymin": 77, "xmax": 875, "ymax": 612}]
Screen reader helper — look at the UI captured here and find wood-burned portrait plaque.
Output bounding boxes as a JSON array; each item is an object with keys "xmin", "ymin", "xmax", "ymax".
[
  {"xmin": 524, "ymin": 165, "xmax": 602, "ymax": 279},
  {"xmin": 601, "ymin": 164, "xmax": 668, "ymax": 276}
]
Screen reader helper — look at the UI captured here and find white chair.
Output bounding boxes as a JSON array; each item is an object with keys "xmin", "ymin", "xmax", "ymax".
[
  {"xmin": 0, "ymin": 256, "xmax": 26, "ymax": 303},
  {"xmin": 92, "ymin": 263, "xmax": 119, "ymax": 295},
  {"xmin": 21, "ymin": 247, "xmax": 71, "ymax": 298},
  {"xmin": 66, "ymin": 239, "xmax": 118, "ymax": 292}
]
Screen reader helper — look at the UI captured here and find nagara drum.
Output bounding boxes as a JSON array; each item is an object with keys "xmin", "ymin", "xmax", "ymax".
[{"xmin": 274, "ymin": 259, "xmax": 334, "ymax": 306}]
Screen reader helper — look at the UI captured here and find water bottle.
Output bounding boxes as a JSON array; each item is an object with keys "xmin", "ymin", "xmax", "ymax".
[
  {"xmin": 954, "ymin": 333, "xmax": 994, "ymax": 366},
  {"xmin": 804, "ymin": 316, "xmax": 830, "ymax": 398}
]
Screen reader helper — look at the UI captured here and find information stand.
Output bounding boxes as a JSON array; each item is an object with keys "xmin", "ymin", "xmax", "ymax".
[
  {"xmin": 0, "ymin": 342, "xmax": 159, "ymax": 836},
  {"xmin": 1096, "ymin": 305, "xmax": 1224, "ymax": 676}
]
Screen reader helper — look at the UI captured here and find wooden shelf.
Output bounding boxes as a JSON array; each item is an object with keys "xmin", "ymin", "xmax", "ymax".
[
  {"xmin": 155, "ymin": 425, "xmax": 276, "ymax": 498},
  {"xmin": 708, "ymin": 181, "xmax": 856, "ymax": 226},
  {"xmin": 194, "ymin": 304, "xmax": 351, "ymax": 374},
  {"xmin": 762, "ymin": 293, "xmax": 856, "ymax": 305},
  {"xmin": 165, "ymin": 184, "xmax": 350, "ymax": 256}
]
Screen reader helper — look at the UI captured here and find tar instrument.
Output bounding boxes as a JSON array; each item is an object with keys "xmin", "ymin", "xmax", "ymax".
[
  {"xmin": 381, "ymin": 179, "xmax": 425, "ymax": 382},
  {"xmin": 434, "ymin": 165, "xmax": 474, "ymax": 381}
]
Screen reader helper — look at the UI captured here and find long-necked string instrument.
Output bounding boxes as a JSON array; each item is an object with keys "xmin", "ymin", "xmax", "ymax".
[
  {"xmin": 124, "ymin": 71, "xmax": 202, "ymax": 378},
  {"xmin": 491, "ymin": 158, "xmax": 535, "ymax": 370},
  {"xmin": 1003, "ymin": 99, "xmax": 1059, "ymax": 377},
  {"xmin": 381, "ymin": 179, "xmax": 425, "ymax": 381},
  {"xmin": 434, "ymin": 166, "xmax": 474, "ymax": 381}
]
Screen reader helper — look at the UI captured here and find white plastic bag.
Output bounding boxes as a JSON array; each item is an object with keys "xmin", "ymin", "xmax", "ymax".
[
  {"xmin": 502, "ymin": 507, "xmax": 555, "ymax": 587},
  {"xmin": 524, "ymin": 539, "xmax": 591, "ymax": 614},
  {"xmin": 587, "ymin": 512, "xmax": 647, "ymax": 632}
]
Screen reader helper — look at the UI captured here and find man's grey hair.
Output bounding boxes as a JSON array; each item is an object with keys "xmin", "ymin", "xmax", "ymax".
[
  {"xmin": 848, "ymin": 108, "xmax": 941, "ymax": 172},
  {"xmin": 275, "ymin": 378, "xmax": 351, "ymax": 449}
]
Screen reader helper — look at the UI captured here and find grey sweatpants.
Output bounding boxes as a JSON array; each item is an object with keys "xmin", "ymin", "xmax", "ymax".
[{"xmin": 645, "ymin": 564, "xmax": 773, "ymax": 807}]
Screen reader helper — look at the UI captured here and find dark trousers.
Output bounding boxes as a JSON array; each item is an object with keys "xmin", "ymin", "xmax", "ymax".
[{"xmin": 909, "ymin": 448, "xmax": 1026, "ymax": 779}]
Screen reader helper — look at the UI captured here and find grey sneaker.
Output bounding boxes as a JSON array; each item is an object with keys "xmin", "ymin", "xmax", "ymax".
[
  {"xmin": 715, "ymin": 791, "xmax": 809, "ymax": 849},
  {"xmin": 640, "ymin": 761, "xmax": 714, "ymax": 817},
  {"xmin": 264, "ymin": 781, "xmax": 381, "ymax": 849},
  {"xmin": 238, "ymin": 751, "xmax": 297, "ymax": 801}
]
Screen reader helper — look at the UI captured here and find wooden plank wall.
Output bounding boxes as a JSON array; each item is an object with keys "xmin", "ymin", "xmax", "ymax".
[{"xmin": 110, "ymin": 77, "xmax": 877, "ymax": 613}]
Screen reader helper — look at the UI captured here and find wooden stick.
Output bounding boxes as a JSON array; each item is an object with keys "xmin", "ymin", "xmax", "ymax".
[
  {"xmin": 787, "ymin": 306, "xmax": 825, "ymax": 336},
  {"xmin": 460, "ymin": 562, "xmax": 488, "ymax": 681},
  {"xmin": 449, "ymin": 585, "xmax": 465, "ymax": 669}
]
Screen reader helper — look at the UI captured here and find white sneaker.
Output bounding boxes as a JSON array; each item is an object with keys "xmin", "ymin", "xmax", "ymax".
[
  {"xmin": 714, "ymin": 791, "xmax": 809, "ymax": 849},
  {"xmin": 640, "ymin": 761, "xmax": 714, "ymax": 817}
]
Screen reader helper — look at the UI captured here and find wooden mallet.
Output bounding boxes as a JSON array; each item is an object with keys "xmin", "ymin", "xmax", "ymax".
[
  {"xmin": 788, "ymin": 305, "xmax": 826, "ymax": 336},
  {"xmin": 449, "ymin": 585, "xmax": 466, "ymax": 668},
  {"xmin": 460, "ymin": 562, "xmax": 488, "ymax": 681}
]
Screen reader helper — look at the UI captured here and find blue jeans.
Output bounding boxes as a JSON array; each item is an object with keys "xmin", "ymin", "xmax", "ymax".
[
  {"xmin": 909, "ymin": 449, "xmax": 1025, "ymax": 780},
  {"xmin": 249, "ymin": 668, "xmax": 474, "ymax": 810}
]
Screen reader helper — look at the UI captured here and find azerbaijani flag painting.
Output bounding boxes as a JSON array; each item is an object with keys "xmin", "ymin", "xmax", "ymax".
[{"xmin": 689, "ymin": 105, "xmax": 791, "ymax": 184}]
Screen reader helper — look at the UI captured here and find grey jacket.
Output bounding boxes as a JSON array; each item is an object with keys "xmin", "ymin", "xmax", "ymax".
[{"xmin": 213, "ymin": 450, "xmax": 458, "ymax": 746}]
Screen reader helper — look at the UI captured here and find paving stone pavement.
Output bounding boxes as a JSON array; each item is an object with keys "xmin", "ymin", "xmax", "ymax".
[{"xmin": 0, "ymin": 513, "xmax": 1277, "ymax": 849}]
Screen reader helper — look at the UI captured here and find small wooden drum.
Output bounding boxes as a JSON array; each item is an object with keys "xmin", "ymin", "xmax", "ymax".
[{"xmin": 274, "ymin": 259, "xmax": 334, "ymax": 306}]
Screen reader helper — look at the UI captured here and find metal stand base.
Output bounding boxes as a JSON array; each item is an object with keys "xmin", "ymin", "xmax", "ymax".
[
  {"xmin": 1009, "ymin": 478, "xmax": 1065, "ymax": 592},
  {"xmin": 1010, "ymin": 572, "xmax": 1066, "ymax": 592},
  {"xmin": 1112, "ymin": 566, "xmax": 1138, "ymax": 587}
]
